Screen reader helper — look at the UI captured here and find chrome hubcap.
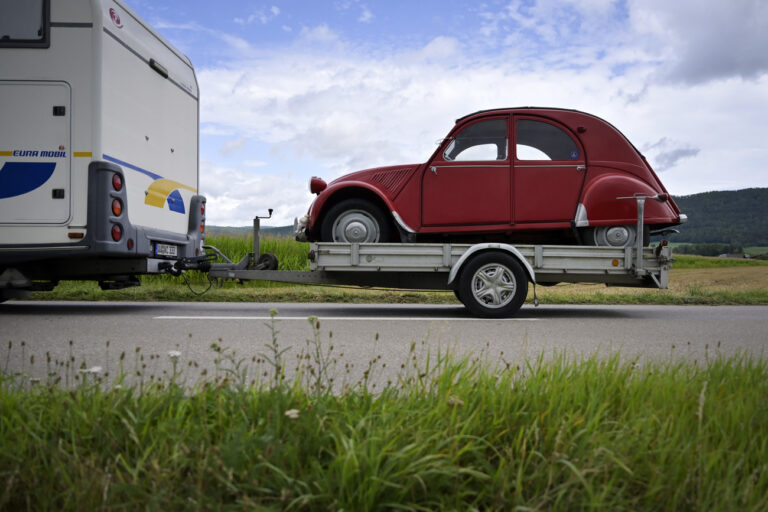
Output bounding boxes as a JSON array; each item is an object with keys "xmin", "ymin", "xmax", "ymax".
[
  {"xmin": 594, "ymin": 225, "xmax": 635, "ymax": 247},
  {"xmin": 471, "ymin": 263, "xmax": 517, "ymax": 309},
  {"xmin": 332, "ymin": 210, "xmax": 380, "ymax": 243}
]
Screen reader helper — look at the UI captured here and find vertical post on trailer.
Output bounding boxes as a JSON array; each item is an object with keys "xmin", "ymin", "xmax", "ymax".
[
  {"xmin": 635, "ymin": 196, "xmax": 646, "ymax": 275},
  {"xmin": 253, "ymin": 217, "xmax": 261, "ymax": 260}
]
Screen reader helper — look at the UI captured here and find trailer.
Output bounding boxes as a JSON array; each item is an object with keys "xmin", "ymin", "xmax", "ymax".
[
  {"xmin": 208, "ymin": 198, "xmax": 673, "ymax": 318},
  {"xmin": 1, "ymin": 0, "xmax": 206, "ymax": 301}
]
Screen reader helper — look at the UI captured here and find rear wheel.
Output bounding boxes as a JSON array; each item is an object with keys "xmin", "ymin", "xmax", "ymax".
[
  {"xmin": 458, "ymin": 252, "xmax": 528, "ymax": 318},
  {"xmin": 321, "ymin": 199, "xmax": 392, "ymax": 243},
  {"xmin": 587, "ymin": 225, "xmax": 650, "ymax": 247}
]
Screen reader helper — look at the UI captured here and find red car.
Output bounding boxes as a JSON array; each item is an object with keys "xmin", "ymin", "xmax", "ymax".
[{"xmin": 295, "ymin": 108, "xmax": 686, "ymax": 247}]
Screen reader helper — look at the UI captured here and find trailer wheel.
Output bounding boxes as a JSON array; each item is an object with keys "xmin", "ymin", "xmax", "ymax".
[
  {"xmin": 255, "ymin": 253, "xmax": 278, "ymax": 270},
  {"xmin": 458, "ymin": 252, "xmax": 528, "ymax": 318},
  {"xmin": 321, "ymin": 199, "xmax": 392, "ymax": 243}
]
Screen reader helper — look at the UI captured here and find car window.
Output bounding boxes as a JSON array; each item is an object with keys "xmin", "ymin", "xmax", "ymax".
[
  {"xmin": 516, "ymin": 119, "xmax": 579, "ymax": 161},
  {"xmin": 444, "ymin": 119, "xmax": 507, "ymax": 161}
]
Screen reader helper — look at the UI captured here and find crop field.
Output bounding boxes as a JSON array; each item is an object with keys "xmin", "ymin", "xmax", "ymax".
[{"xmin": 28, "ymin": 235, "xmax": 768, "ymax": 305}]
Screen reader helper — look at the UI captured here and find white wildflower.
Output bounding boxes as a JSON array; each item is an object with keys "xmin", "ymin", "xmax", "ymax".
[
  {"xmin": 167, "ymin": 350, "xmax": 182, "ymax": 360},
  {"xmin": 79, "ymin": 366, "xmax": 102, "ymax": 374},
  {"xmin": 284, "ymin": 408, "xmax": 300, "ymax": 419},
  {"xmin": 447, "ymin": 395, "xmax": 465, "ymax": 407}
]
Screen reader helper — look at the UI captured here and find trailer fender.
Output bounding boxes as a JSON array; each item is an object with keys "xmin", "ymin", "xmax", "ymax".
[{"xmin": 448, "ymin": 244, "xmax": 536, "ymax": 286}]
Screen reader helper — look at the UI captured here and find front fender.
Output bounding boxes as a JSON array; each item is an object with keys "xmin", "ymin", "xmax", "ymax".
[
  {"xmin": 579, "ymin": 173, "xmax": 678, "ymax": 226},
  {"xmin": 308, "ymin": 181, "xmax": 396, "ymax": 232}
]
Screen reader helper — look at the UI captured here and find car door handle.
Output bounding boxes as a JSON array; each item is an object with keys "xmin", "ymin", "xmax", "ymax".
[
  {"xmin": 576, "ymin": 165, "xmax": 586, "ymax": 172},
  {"xmin": 430, "ymin": 166, "xmax": 438, "ymax": 175}
]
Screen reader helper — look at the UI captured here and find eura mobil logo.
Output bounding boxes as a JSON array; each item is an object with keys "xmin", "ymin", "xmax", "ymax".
[{"xmin": 0, "ymin": 149, "xmax": 65, "ymax": 199}]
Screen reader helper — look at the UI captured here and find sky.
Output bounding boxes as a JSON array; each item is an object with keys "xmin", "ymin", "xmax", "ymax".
[{"xmin": 125, "ymin": 0, "xmax": 768, "ymax": 227}]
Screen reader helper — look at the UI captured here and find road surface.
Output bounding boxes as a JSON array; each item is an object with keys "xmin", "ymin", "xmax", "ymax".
[{"xmin": 2, "ymin": 301, "xmax": 766, "ymax": 387}]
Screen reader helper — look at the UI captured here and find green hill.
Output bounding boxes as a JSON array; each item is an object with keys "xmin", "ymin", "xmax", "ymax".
[{"xmin": 671, "ymin": 188, "xmax": 768, "ymax": 246}]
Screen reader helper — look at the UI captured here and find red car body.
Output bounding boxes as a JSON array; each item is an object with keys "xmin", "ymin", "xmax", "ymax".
[{"xmin": 296, "ymin": 108, "xmax": 686, "ymax": 246}]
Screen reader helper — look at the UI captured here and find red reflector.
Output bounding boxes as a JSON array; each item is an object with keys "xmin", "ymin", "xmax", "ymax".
[
  {"xmin": 112, "ymin": 173, "xmax": 123, "ymax": 191},
  {"xmin": 201, "ymin": 204, "xmax": 205, "ymax": 215},
  {"xmin": 111, "ymin": 198, "xmax": 123, "ymax": 216},
  {"xmin": 68, "ymin": 232, "xmax": 84, "ymax": 239},
  {"xmin": 127, "ymin": 238, "xmax": 134, "ymax": 249},
  {"xmin": 111, "ymin": 224, "xmax": 122, "ymax": 241}
]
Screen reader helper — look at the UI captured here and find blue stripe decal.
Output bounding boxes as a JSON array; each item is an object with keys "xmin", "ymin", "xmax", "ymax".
[
  {"xmin": 0, "ymin": 162, "xmax": 57, "ymax": 199},
  {"xmin": 103, "ymin": 154, "xmax": 163, "ymax": 180}
]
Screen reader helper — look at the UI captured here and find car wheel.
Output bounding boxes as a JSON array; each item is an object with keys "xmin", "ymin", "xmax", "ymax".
[
  {"xmin": 321, "ymin": 199, "xmax": 392, "ymax": 243},
  {"xmin": 590, "ymin": 225, "xmax": 637, "ymax": 247},
  {"xmin": 458, "ymin": 252, "xmax": 528, "ymax": 318}
]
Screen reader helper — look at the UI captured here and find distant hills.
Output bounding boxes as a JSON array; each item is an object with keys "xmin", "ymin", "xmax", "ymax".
[
  {"xmin": 672, "ymin": 188, "xmax": 768, "ymax": 246},
  {"xmin": 207, "ymin": 187, "xmax": 768, "ymax": 247}
]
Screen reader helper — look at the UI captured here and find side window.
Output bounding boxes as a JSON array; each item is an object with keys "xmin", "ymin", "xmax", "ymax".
[
  {"xmin": 444, "ymin": 119, "xmax": 508, "ymax": 161},
  {"xmin": 516, "ymin": 119, "xmax": 579, "ymax": 161},
  {"xmin": 0, "ymin": 0, "xmax": 49, "ymax": 48}
]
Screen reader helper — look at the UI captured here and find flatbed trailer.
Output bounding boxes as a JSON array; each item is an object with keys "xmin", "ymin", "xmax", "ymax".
[{"xmin": 207, "ymin": 200, "xmax": 673, "ymax": 318}]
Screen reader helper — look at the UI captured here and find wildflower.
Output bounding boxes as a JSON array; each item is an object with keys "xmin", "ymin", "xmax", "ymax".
[
  {"xmin": 284, "ymin": 409, "xmax": 300, "ymax": 419},
  {"xmin": 79, "ymin": 366, "xmax": 102, "ymax": 374},
  {"xmin": 167, "ymin": 350, "xmax": 182, "ymax": 360},
  {"xmin": 447, "ymin": 395, "xmax": 465, "ymax": 407}
]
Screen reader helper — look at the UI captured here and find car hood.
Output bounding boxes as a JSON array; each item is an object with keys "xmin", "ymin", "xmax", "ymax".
[{"xmin": 329, "ymin": 164, "xmax": 419, "ymax": 197}]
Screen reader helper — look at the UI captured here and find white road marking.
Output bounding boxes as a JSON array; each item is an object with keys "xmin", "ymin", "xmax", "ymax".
[{"xmin": 154, "ymin": 316, "xmax": 538, "ymax": 322}]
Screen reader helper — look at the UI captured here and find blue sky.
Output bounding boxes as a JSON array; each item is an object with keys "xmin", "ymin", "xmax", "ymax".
[{"xmin": 125, "ymin": 0, "xmax": 768, "ymax": 226}]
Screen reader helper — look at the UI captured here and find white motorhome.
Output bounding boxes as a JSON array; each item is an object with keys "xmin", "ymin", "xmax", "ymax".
[{"xmin": 0, "ymin": 0, "xmax": 206, "ymax": 299}]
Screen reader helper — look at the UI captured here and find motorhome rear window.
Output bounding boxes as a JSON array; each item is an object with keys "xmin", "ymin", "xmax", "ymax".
[{"xmin": 0, "ymin": 0, "xmax": 50, "ymax": 48}]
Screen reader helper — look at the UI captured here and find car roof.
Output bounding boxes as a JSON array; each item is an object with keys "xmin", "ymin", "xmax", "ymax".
[{"xmin": 456, "ymin": 107, "xmax": 601, "ymax": 124}]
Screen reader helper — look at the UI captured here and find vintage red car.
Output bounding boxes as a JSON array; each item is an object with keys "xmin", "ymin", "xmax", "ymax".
[{"xmin": 295, "ymin": 108, "xmax": 686, "ymax": 247}]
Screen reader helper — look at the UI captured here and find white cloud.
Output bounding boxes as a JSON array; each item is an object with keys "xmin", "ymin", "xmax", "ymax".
[
  {"xmin": 628, "ymin": 0, "xmax": 768, "ymax": 83},
  {"xmin": 200, "ymin": 160, "xmax": 313, "ymax": 226}
]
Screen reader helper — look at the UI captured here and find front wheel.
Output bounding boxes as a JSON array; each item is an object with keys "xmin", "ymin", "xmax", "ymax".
[
  {"xmin": 457, "ymin": 252, "xmax": 528, "ymax": 318},
  {"xmin": 320, "ymin": 199, "xmax": 392, "ymax": 243}
]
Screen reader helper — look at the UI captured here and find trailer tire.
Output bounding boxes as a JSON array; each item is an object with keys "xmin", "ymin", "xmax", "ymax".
[
  {"xmin": 458, "ymin": 251, "xmax": 528, "ymax": 318},
  {"xmin": 321, "ymin": 199, "xmax": 392, "ymax": 243}
]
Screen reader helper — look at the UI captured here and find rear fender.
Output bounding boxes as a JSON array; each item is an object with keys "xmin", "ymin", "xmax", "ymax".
[{"xmin": 579, "ymin": 174, "xmax": 678, "ymax": 226}]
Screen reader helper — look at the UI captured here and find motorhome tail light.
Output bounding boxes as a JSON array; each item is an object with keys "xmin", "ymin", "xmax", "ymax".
[
  {"xmin": 201, "ymin": 203, "xmax": 205, "ymax": 215},
  {"xmin": 127, "ymin": 238, "xmax": 134, "ymax": 250},
  {"xmin": 310, "ymin": 176, "xmax": 327, "ymax": 195},
  {"xmin": 111, "ymin": 224, "xmax": 122, "ymax": 241},
  {"xmin": 200, "ymin": 222, "xmax": 205, "ymax": 233},
  {"xmin": 111, "ymin": 198, "xmax": 123, "ymax": 216}
]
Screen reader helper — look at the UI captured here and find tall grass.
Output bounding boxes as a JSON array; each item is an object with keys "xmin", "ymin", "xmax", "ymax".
[{"xmin": 2, "ymin": 328, "xmax": 767, "ymax": 510}]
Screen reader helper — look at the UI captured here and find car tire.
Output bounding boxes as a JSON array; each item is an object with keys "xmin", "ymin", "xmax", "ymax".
[
  {"xmin": 457, "ymin": 251, "xmax": 528, "ymax": 318},
  {"xmin": 321, "ymin": 199, "xmax": 392, "ymax": 243}
]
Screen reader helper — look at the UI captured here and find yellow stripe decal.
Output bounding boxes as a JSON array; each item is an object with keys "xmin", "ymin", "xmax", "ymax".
[
  {"xmin": 144, "ymin": 179, "xmax": 198, "ymax": 207},
  {"xmin": 0, "ymin": 151, "xmax": 12, "ymax": 157},
  {"xmin": 73, "ymin": 152, "xmax": 93, "ymax": 158}
]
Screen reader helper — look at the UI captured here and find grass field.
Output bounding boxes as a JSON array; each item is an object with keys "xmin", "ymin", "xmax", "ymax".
[
  {"xmin": 24, "ymin": 235, "xmax": 768, "ymax": 305},
  {"xmin": 2, "ymin": 336, "xmax": 767, "ymax": 510}
]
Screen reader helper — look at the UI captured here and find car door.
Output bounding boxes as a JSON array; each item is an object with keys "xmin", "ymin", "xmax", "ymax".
[
  {"xmin": 513, "ymin": 116, "xmax": 586, "ymax": 223},
  {"xmin": 422, "ymin": 117, "xmax": 511, "ymax": 227}
]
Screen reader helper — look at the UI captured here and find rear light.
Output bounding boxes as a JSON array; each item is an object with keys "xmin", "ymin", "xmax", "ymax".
[
  {"xmin": 112, "ymin": 173, "xmax": 123, "ymax": 191},
  {"xmin": 201, "ymin": 204, "xmax": 205, "ymax": 215},
  {"xmin": 111, "ymin": 224, "xmax": 122, "ymax": 241},
  {"xmin": 111, "ymin": 198, "xmax": 123, "ymax": 216},
  {"xmin": 127, "ymin": 238, "xmax": 134, "ymax": 250},
  {"xmin": 200, "ymin": 222, "xmax": 205, "ymax": 233}
]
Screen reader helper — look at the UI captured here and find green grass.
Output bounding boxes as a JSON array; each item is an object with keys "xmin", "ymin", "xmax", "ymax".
[
  {"xmin": 2, "ymin": 335, "xmax": 767, "ymax": 510},
  {"xmin": 671, "ymin": 254, "xmax": 768, "ymax": 269}
]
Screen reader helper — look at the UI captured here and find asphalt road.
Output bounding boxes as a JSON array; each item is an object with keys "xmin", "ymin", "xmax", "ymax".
[{"xmin": 2, "ymin": 301, "xmax": 767, "ymax": 387}]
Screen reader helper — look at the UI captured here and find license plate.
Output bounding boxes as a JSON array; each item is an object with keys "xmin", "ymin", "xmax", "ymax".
[{"xmin": 154, "ymin": 243, "xmax": 178, "ymax": 257}]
